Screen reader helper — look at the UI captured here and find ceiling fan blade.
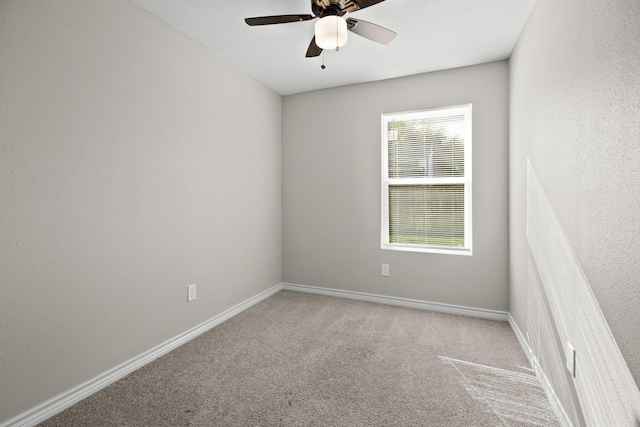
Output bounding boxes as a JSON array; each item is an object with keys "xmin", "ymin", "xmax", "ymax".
[
  {"xmin": 346, "ymin": 18, "xmax": 396, "ymax": 44},
  {"xmin": 344, "ymin": 0, "xmax": 386, "ymax": 12},
  {"xmin": 305, "ymin": 36, "xmax": 323, "ymax": 57},
  {"xmin": 245, "ymin": 14, "xmax": 314, "ymax": 26}
]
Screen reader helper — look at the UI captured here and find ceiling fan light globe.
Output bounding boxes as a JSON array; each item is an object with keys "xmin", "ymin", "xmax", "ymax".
[{"xmin": 315, "ymin": 16, "xmax": 348, "ymax": 50}]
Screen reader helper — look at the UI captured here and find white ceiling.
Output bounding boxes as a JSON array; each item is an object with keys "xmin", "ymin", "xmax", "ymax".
[{"xmin": 132, "ymin": 0, "xmax": 536, "ymax": 96}]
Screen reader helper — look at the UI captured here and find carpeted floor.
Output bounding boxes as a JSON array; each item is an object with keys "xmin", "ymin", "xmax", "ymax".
[{"xmin": 39, "ymin": 291, "xmax": 559, "ymax": 426}]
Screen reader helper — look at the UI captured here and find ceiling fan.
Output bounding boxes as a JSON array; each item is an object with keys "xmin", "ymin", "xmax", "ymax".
[{"xmin": 244, "ymin": 0, "xmax": 397, "ymax": 58}]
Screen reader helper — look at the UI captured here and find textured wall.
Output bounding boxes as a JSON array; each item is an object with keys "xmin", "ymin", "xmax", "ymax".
[
  {"xmin": 527, "ymin": 162, "xmax": 640, "ymax": 425},
  {"xmin": 510, "ymin": 0, "xmax": 640, "ymax": 424},
  {"xmin": 282, "ymin": 62, "xmax": 509, "ymax": 311},
  {"xmin": 0, "ymin": 0, "xmax": 282, "ymax": 423}
]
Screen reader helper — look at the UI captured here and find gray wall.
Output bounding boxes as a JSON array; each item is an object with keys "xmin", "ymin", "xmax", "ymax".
[
  {"xmin": 282, "ymin": 62, "xmax": 510, "ymax": 311},
  {"xmin": 510, "ymin": 0, "xmax": 640, "ymax": 424},
  {"xmin": 0, "ymin": 0, "xmax": 282, "ymax": 422}
]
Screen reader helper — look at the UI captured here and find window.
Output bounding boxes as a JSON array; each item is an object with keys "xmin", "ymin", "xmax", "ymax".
[{"xmin": 381, "ymin": 104, "xmax": 472, "ymax": 255}]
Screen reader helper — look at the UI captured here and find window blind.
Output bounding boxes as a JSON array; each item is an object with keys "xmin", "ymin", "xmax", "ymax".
[{"xmin": 389, "ymin": 184, "xmax": 465, "ymax": 247}]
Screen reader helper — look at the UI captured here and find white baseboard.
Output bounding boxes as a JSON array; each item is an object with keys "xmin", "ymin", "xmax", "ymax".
[
  {"xmin": 4, "ymin": 283, "xmax": 572, "ymax": 427},
  {"xmin": 1, "ymin": 284, "xmax": 283, "ymax": 427},
  {"xmin": 508, "ymin": 314, "xmax": 573, "ymax": 427},
  {"xmin": 281, "ymin": 282, "xmax": 510, "ymax": 321}
]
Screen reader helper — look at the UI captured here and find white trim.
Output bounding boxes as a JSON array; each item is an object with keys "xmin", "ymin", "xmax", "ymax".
[
  {"xmin": 508, "ymin": 314, "xmax": 573, "ymax": 427},
  {"xmin": 1, "ymin": 284, "xmax": 283, "ymax": 427},
  {"xmin": 282, "ymin": 283, "xmax": 508, "ymax": 321}
]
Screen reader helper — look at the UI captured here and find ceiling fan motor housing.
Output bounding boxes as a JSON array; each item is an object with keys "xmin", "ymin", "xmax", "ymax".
[{"xmin": 312, "ymin": 1, "xmax": 346, "ymax": 18}]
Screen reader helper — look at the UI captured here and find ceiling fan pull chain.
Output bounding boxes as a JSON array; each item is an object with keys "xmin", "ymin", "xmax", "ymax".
[
  {"xmin": 321, "ymin": 51, "xmax": 326, "ymax": 69},
  {"xmin": 335, "ymin": 16, "xmax": 340, "ymax": 52}
]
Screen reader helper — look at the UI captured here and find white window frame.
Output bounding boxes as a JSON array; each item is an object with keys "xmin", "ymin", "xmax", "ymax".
[{"xmin": 381, "ymin": 104, "xmax": 473, "ymax": 256}]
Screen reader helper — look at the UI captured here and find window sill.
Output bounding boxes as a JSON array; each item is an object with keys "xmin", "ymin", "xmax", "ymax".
[{"xmin": 381, "ymin": 243, "xmax": 473, "ymax": 256}]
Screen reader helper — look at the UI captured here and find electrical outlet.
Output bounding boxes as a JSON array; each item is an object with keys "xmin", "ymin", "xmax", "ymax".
[
  {"xmin": 187, "ymin": 283, "xmax": 197, "ymax": 302},
  {"xmin": 566, "ymin": 342, "xmax": 576, "ymax": 377},
  {"xmin": 381, "ymin": 264, "xmax": 390, "ymax": 277}
]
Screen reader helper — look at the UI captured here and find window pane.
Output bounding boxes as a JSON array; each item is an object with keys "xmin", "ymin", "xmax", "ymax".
[
  {"xmin": 389, "ymin": 184, "xmax": 465, "ymax": 247},
  {"xmin": 388, "ymin": 116, "xmax": 465, "ymax": 179}
]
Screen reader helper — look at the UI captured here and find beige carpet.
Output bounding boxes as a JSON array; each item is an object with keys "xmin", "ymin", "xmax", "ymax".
[{"xmin": 39, "ymin": 291, "xmax": 559, "ymax": 426}]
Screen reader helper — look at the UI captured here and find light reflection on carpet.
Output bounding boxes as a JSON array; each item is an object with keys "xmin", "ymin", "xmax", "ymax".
[{"xmin": 440, "ymin": 356, "xmax": 559, "ymax": 426}]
